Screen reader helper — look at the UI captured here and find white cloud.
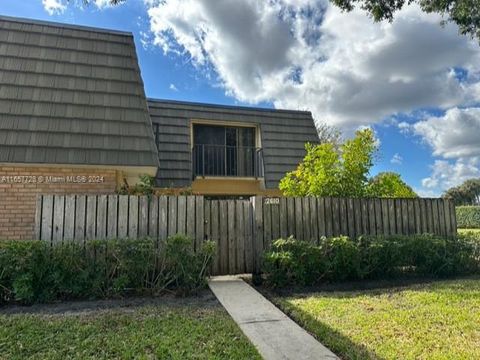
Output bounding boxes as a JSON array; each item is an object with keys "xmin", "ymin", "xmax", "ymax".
[
  {"xmin": 145, "ymin": 0, "xmax": 480, "ymax": 131},
  {"xmin": 421, "ymin": 158, "xmax": 480, "ymax": 191},
  {"xmin": 169, "ymin": 83, "xmax": 179, "ymax": 92},
  {"xmin": 390, "ymin": 153, "xmax": 403, "ymax": 165},
  {"xmin": 42, "ymin": 0, "xmax": 66, "ymax": 15},
  {"xmin": 410, "ymin": 107, "xmax": 480, "ymax": 158}
]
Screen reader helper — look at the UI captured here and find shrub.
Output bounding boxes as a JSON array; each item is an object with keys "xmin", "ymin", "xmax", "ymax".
[
  {"xmin": 456, "ymin": 206, "xmax": 480, "ymax": 228},
  {"xmin": 262, "ymin": 234, "xmax": 480, "ymax": 288},
  {"xmin": 0, "ymin": 236, "xmax": 215, "ymax": 305}
]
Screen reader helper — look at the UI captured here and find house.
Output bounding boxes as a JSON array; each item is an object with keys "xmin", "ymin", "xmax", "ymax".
[{"xmin": 0, "ymin": 15, "xmax": 318, "ymax": 239}]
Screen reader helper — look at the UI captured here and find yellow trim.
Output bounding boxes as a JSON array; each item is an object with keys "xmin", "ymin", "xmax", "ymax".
[{"xmin": 190, "ymin": 178, "xmax": 281, "ymax": 196}]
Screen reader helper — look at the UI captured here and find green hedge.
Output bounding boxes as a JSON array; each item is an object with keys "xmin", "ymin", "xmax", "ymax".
[
  {"xmin": 456, "ymin": 206, "xmax": 480, "ymax": 228},
  {"xmin": 0, "ymin": 235, "xmax": 215, "ymax": 305},
  {"xmin": 262, "ymin": 234, "xmax": 480, "ymax": 288}
]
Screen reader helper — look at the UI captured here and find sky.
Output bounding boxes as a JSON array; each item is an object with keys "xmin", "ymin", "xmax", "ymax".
[{"xmin": 2, "ymin": 0, "xmax": 480, "ymax": 197}]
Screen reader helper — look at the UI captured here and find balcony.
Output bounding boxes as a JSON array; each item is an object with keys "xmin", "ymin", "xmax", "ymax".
[{"xmin": 192, "ymin": 144, "xmax": 263, "ymax": 178}]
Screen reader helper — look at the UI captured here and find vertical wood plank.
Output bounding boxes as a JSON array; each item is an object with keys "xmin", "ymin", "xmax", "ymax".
[
  {"xmin": 302, "ymin": 197, "xmax": 311, "ymax": 242},
  {"xmin": 419, "ymin": 199, "xmax": 428, "ymax": 234},
  {"xmin": 368, "ymin": 199, "xmax": 377, "ymax": 236},
  {"xmin": 449, "ymin": 201, "xmax": 457, "ymax": 237},
  {"xmin": 279, "ymin": 197, "xmax": 288, "ymax": 239},
  {"xmin": 388, "ymin": 199, "xmax": 396, "ymax": 235},
  {"xmin": 210, "ymin": 200, "xmax": 220, "ymax": 274},
  {"xmin": 401, "ymin": 199, "xmax": 409, "ymax": 235},
  {"xmin": 318, "ymin": 198, "xmax": 326, "ymax": 238},
  {"xmin": 263, "ymin": 199, "xmax": 272, "ymax": 247},
  {"xmin": 34, "ymin": 195, "xmax": 43, "ymax": 240},
  {"xmin": 361, "ymin": 199, "xmax": 369, "ymax": 234},
  {"xmin": 295, "ymin": 197, "xmax": 304, "ymax": 240},
  {"xmin": 394, "ymin": 199, "xmax": 403, "ymax": 235},
  {"xmin": 426, "ymin": 199, "xmax": 434, "ymax": 233},
  {"xmin": 236, "ymin": 201, "xmax": 245, "ymax": 274},
  {"xmin": 310, "ymin": 197, "xmax": 319, "ymax": 243},
  {"xmin": 107, "ymin": 195, "xmax": 118, "ymax": 240},
  {"xmin": 96, "ymin": 195, "xmax": 107, "ymax": 240},
  {"xmin": 244, "ymin": 201, "xmax": 254, "ymax": 273},
  {"xmin": 437, "ymin": 199, "xmax": 446, "ymax": 237},
  {"xmin": 353, "ymin": 198, "xmax": 362, "ymax": 237},
  {"xmin": 347, "ymin": 198, "xmax": 356, "ymax": 239},
  {"xmin": 167, "ymin": 196, "xmax": 177, "ymax": 237},
  {"xmin": 381, "ymin": 199, "xmax": 390, "ymax": 236},
  {"xmin": 63, "ymin": 195, "xmax": 75, "ymax": 241},
  {"xmin": 413, "ymin": 198, "xmax": 421, "ymax": 234},
  {"xmin": 332, "ymin": 198, "xmax": 341, "ymax": 236},
  {"xmin": 374, "ymin": 199, "xmax": 383, "ymax": 236},
  {"xmin": 138, "ymin": 196, "xmax": 149, "ymax": 238},
  {"xmin": 177, "ymin": 196, "xmax": 187, "ymax": 235},
  {"xmin": 52, "ymin": 195, "xmax": 65, "ymax": 243},
  {"xmin": 196, "ymin": 196, "xmax": 205, "ymax": 250},
  {"xmin": 117, "ymin": 195, "xmax": 128, "ymax": 239},
  {"xmin": 407, "ymin": 200, "xmax": 415, "ymax": 235},
  {"xmin": 271, "ymin": 199, "xmax": 280, "ymax": 241},
  {"xmin": 324, "ymin": 197, "xmax": 333, "ymax": 237},
  {"xmin": 219, "ymin": 200, "xmax": 229, "ymax": 274},
  {"xmin": 86, "ymin": 196, "xmax": 97, "ymax": 240},
  {"xmin": 41, "ymin": 195, "xmax": 54, "ymax": 242},
  {"xmin": 227, "ymin": 200, "xmax": 236, "ymax": 274},
  {"xmin": 287, "ymin": 197, "xmax": 295, "ymax": 236},
  {"xmin": 128, "ymin": 196, "xmax": 138, "ymax": 239},
  {"xmin": 339, "ymin": 198, "xmax": 348, "ymax": 236},
  {"xmin": 186, "ymin": 196, "xmax": 196, "ymax": 243},
  {"xmin": 158, "ymin": 196, "xmax": 168, "ymax": 241},
  {"xmin": 431, "ymin": 199, "xmax": 439, "ymax": 235},
  {"xmin": 252, "ymin": 196, "xmax": 264, "ymax": 274},
  {"xmin": 74, "ymin": 195, "xmax": 86, "ymax": 241},
  {"xmin": 148, "ymin": 196, "xmax": 159, "ymax": 239},
  {"xmin": 443, "ymin": 200, "xmax": 451, "ymax": 238}
]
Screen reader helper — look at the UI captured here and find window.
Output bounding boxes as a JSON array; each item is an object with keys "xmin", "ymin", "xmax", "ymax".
[{"xmin": 192, "ymin": 124, "xmax": 261, "ymax": 177}]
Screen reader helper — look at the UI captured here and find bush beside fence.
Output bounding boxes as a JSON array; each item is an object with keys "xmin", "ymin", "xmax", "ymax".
[
  {"xmin": 456, "ymin": 206, "xmax": 480, "ymax": 228},
  {"xmin": 0, "ymin": 235, "xmax": 215, "ymax": 305},
  {"xmin": 262, "ymin": 234, "xmax": 480, "ymax": 288}
]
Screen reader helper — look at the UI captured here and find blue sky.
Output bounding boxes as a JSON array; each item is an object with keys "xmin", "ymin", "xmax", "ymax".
[{"xmin": 3, "ymin": 0, "xmax": 480, "ymax": 196}]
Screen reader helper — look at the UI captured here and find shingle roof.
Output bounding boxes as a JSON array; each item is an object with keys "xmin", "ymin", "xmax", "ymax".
[
  {"xmin": 0, "ymin": 15, "xmax": 159, "ymax": 167},
  {"xmin": 148, "ymin": 99, "xmax": 319, "ymax": 189}
]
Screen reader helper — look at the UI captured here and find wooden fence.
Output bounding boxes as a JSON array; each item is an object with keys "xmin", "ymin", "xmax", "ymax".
[{"xmin": 35, "ymin": 195, "xmax": 457, "ymax": 275}]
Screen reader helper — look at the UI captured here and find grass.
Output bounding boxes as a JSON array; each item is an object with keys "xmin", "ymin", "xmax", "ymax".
[
  {"xmin": 0, "ymin": 297, "xmax": 260, "ymax": 360},
  {"xmin": 458, "ymin": 228, "xmax": 480, "ymax": 235},
  {"xmin": 274, "ymin": 277, "xmax": 480, "ymax": 360}
]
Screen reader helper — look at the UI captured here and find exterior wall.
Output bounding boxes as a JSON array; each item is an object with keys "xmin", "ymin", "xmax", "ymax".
[{"xmin": 0, "ymin": 166, "xmax": 118, "ymax": 240}]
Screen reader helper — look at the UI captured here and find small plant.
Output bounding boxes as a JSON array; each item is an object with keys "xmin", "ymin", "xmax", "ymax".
[
  {"xmin": 0, "ymin": 235, "xmax": 216, "ymax": 305},
  {"xmin": 118, "ymin": 175, "xmax": 155, "ymax": 196},
  {"xmin": 262, "ymin": 234, "xmax": 480, "ymax": 288},
  {"xmin": 456, "ymin": 206, "xmax": 480, "ymax": 228}
]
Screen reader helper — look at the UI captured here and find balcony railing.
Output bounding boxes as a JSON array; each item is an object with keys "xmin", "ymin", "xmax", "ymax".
[{"xmin": 192, "ymin": 144, "xmax": 263, "ymax": 178}]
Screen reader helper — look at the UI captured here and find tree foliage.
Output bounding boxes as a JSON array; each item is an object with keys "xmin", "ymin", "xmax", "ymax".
[
  {"xmin": 366, "ymin": 172, "xmax": 417, "ymax": 198},
  {"xmin": 279, "ymin": 128, "xmax": 378, "ymax": 197},
  {"xmin": 443, "ymin": 178, "xmax": 480, "ymax": 205},
  {"xmin": 331, "ymin": 0, "xmax": 480, "ymax": 41}
]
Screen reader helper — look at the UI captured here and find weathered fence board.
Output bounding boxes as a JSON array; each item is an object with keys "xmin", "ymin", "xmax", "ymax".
[{"xmin": 35, "ymin": 195, "xmax": 457, "ymax": 276}]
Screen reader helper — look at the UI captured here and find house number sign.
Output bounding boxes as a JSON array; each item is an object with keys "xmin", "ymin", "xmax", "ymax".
[
  {"xmin": 0, "ymin": 175, "xmax": 105, "ymax": 184},
  {"xmin": 264, "ymin": 197, "xmax": 280, "ymax": 205}
]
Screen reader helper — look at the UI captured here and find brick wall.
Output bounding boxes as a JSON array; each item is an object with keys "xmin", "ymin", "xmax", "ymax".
[{"xmin": 0, "ymin": 166, "xmax": 118, "ymax": 240}]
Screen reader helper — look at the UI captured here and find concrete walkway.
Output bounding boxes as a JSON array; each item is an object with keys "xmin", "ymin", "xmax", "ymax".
[{"xmin": 208, "ymin": 276, "xmax": 338, "ymax": 360}]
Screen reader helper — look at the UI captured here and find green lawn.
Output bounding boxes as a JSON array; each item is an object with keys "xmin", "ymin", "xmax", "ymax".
[
  {"xmin": 0, "ymin": 297, "xmax": 260, "ymax": 360},
  {"xmin": 275, "ymin": 277, "xmax": 480, "ymax": 360},
  {"xmin": 458, "ymin": 228, "xmax": 480, "ymax": 235}
]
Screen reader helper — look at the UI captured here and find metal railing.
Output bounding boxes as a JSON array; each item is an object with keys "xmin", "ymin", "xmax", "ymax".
[{"xmin": 192, "ymin": 144, "xmax": 263, "ymax": 178}]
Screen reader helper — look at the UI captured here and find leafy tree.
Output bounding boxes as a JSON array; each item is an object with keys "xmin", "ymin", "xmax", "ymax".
[
  {"xmin": 366, "ymin": 172, "xmax": 417, "ymax": 198},
  {"xmin": 331, "ymin": 0, "xmax": 480, "ymax": 41},
  {"xmin": 279, "ymin": 128, "xmax": 378, "ymax": 197},
  {"xmin": 443, "ymin": 178, "xmax": 480, "ymax": 205}
]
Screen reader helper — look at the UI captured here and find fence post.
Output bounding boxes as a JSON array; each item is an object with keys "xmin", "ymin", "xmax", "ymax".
[{"xmin": 251, "ymin": 196, "xmax": 263, "ymax": 276}]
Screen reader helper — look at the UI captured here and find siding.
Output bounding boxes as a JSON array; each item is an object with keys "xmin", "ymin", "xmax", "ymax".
[
  {"xmin": 148, "ymin": 99, "xmax": 319, "ymax": 189},
  {"xmin": 0, "ymin": 16, "xmax": 158, "ymax": 167}
]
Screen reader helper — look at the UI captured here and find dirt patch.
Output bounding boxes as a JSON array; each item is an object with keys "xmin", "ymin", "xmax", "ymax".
[{"xmin": 0, "ymin": 289, "xmax": 218, "ymax": 316}]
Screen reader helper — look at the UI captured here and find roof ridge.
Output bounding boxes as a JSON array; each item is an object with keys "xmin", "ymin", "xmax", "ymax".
[
  {"xmin": 147, "ymin": 98, "xmax": 312, "ymax": 115},
  {"xmin": 0, "ymin": 15, "xmax": 132, "ymax": 37}
]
